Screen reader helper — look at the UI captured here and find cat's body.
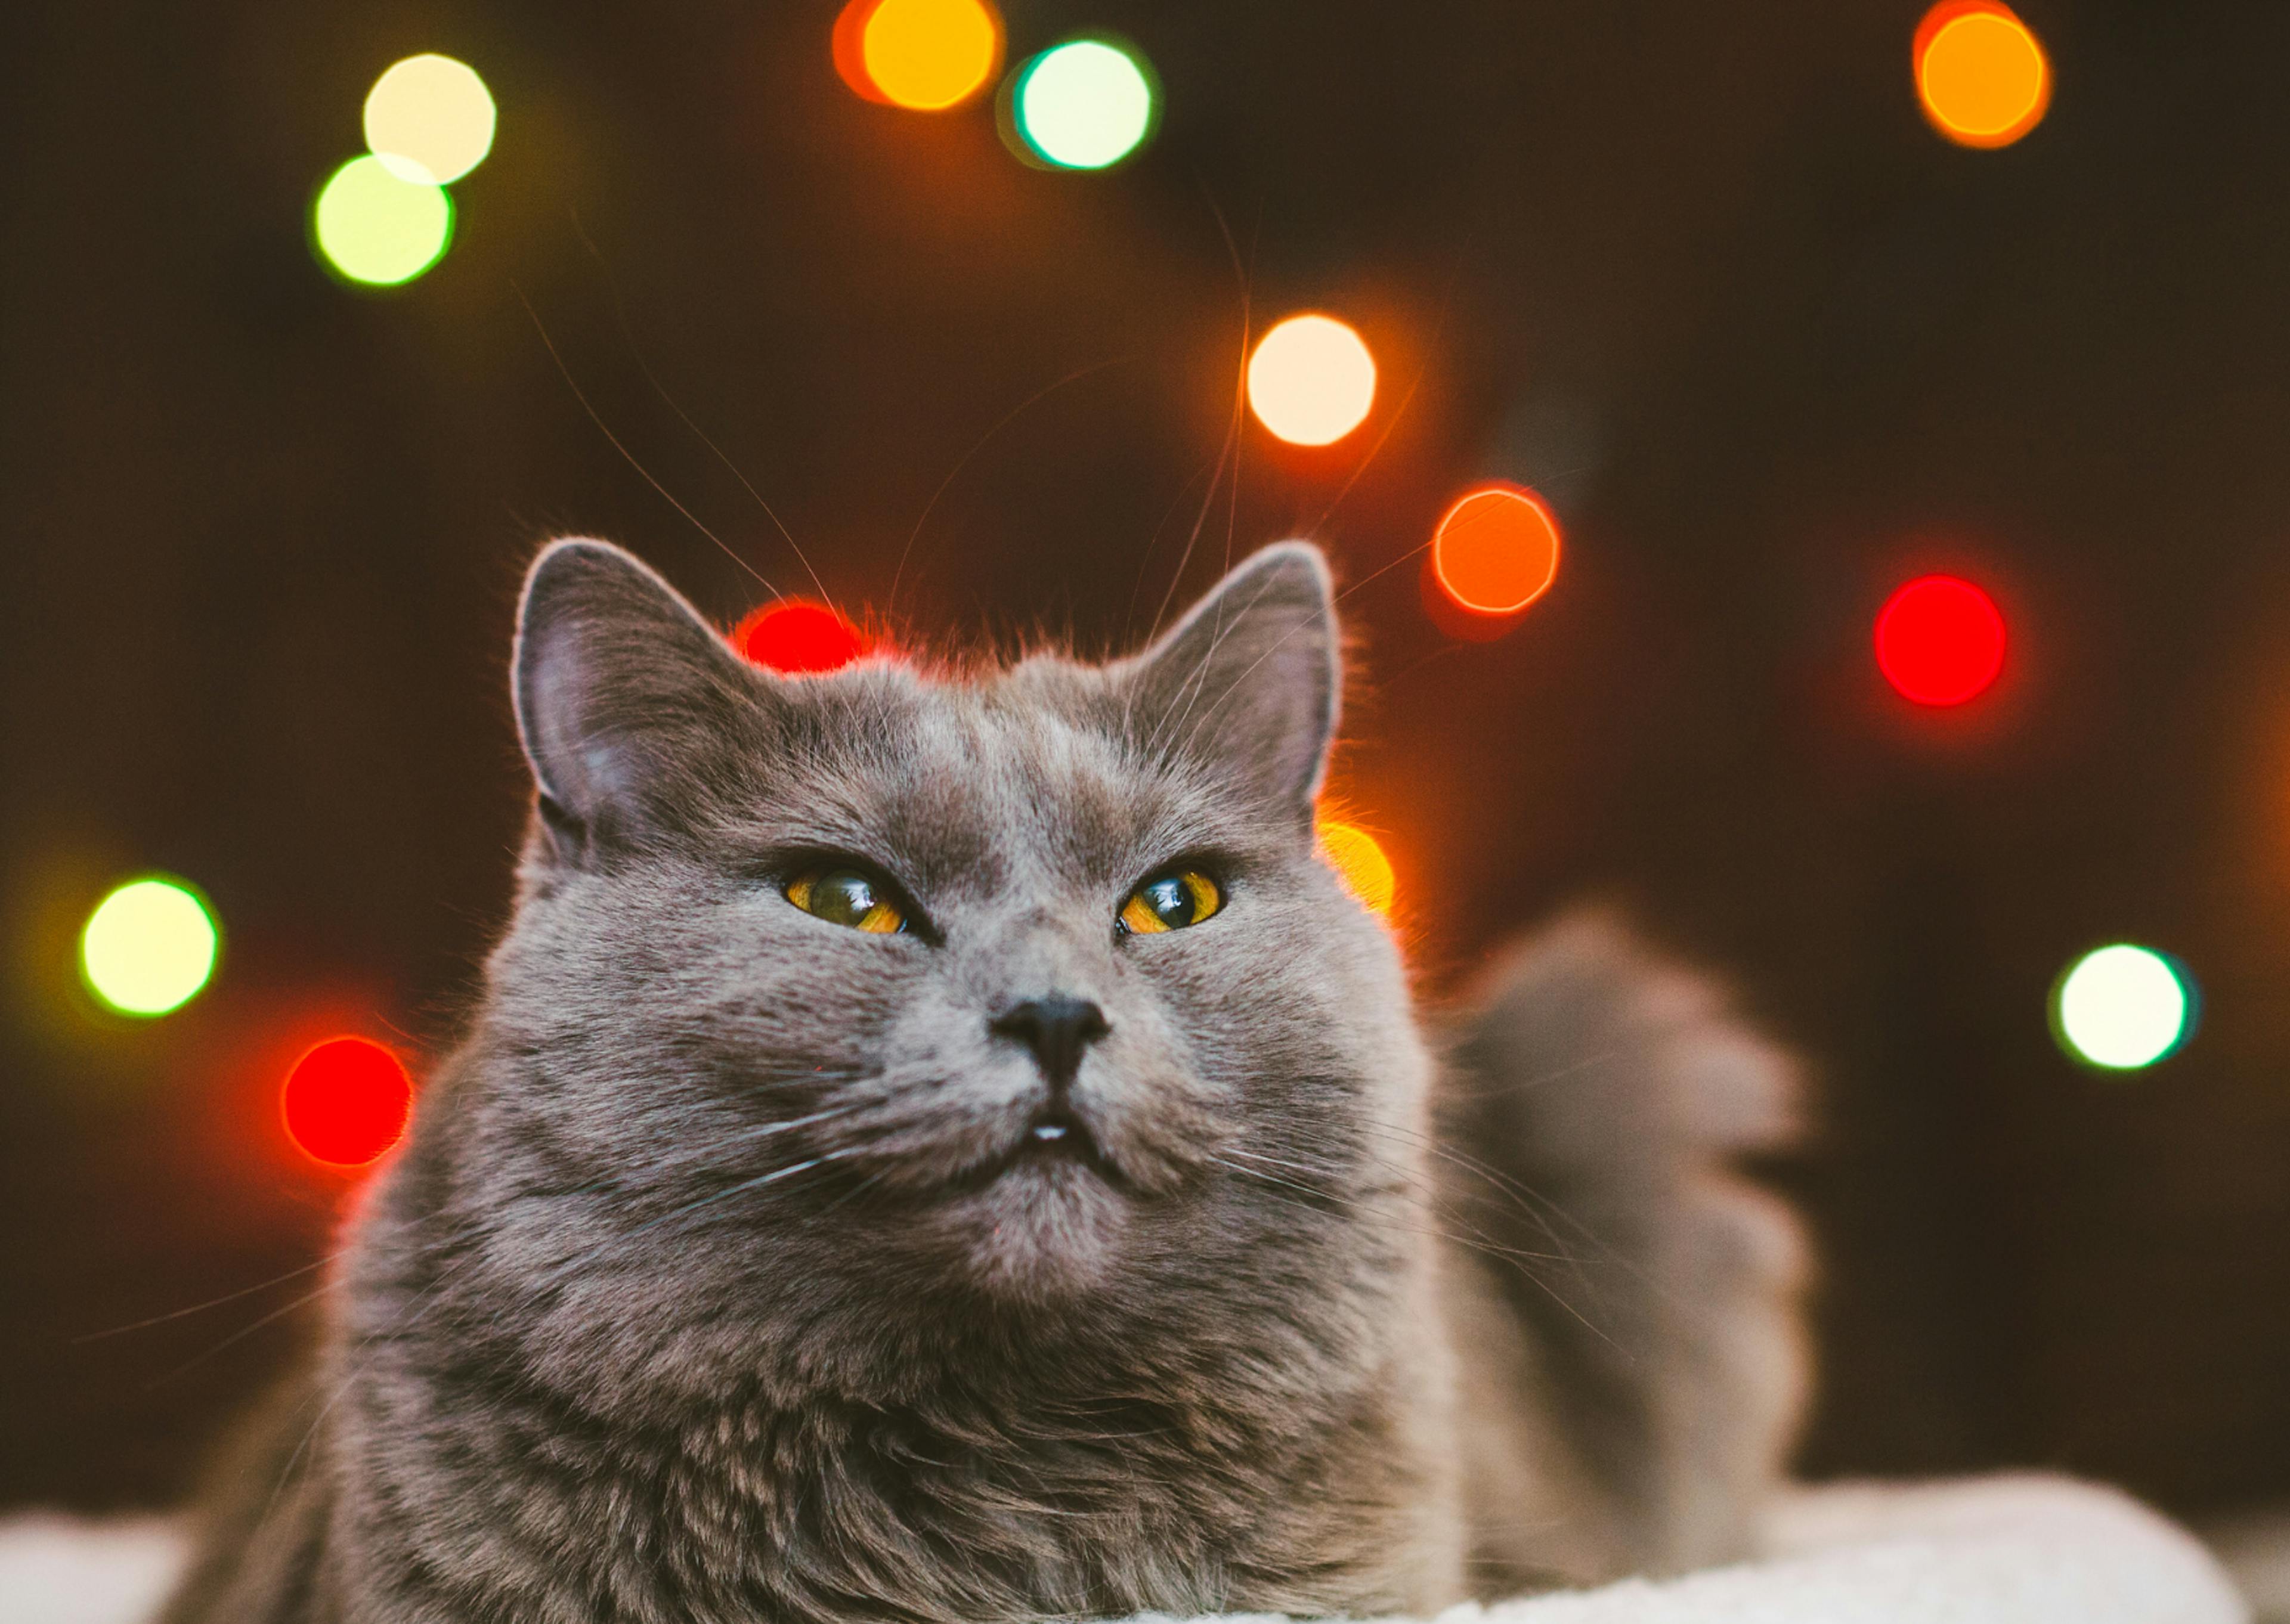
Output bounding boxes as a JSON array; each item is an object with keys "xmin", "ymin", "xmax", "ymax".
[{"xmin": 163, "ymin": 541, "xmax": 1803, "ymax": 1624}]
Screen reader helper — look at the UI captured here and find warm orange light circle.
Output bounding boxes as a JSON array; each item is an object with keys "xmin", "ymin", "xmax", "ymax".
[
  {"xmin": 1317, "ymin": 821, "xmax": 1396, "ymax": 916},
  {"xmin": 1915, "ymin": 2, "xmax": 2050, "ymax": 148},
  {"xmin": 847, "ymin": 0, "xmax": 1000, "ymax": 110},
  {"xmin": 833, "ymin": 1, "xmax": 892, "ymax": 103},
  {"xmin": 1246, "ymin": 314, "xmax": 1378, "ymax": 447},
  {"xmin": 1431, "ymin": 484, "xmax": 1561, "ymax": 617}
]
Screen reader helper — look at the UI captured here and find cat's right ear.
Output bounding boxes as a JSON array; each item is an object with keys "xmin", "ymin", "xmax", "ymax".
[{"xmin": 512, "ymin": 539, "xmax": 760, "ymax": 864}]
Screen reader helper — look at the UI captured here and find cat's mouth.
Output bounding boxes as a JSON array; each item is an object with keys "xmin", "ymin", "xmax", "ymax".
[{"xmin": 979, "ymin": 1102, "xmax": 1121, "ymax": 1185}]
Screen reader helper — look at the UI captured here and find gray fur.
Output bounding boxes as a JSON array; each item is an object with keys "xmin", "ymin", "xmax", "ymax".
[{"xmin": 163, "ymin": 540, "xmax": 1805, "ymax": 1623}]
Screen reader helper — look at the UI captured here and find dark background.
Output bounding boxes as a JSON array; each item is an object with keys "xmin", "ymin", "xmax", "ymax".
[{"xmin": 7, "ymin": 0, "xmax": 2290, "ymax": 1522}]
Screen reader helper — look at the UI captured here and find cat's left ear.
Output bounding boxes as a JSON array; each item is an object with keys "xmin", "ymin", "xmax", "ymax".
[{"xmin": 1122, "ymin": 542, "xmax": 1341, "ymax": 833}]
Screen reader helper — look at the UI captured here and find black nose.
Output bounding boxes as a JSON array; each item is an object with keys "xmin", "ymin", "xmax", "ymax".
[{"xmin": 990, "ymin": 996, "xmax": 1110, "ymax": 1090}]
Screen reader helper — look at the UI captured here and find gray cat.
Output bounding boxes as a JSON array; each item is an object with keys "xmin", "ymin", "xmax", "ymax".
[{"xmin": 162, "ymin": 538, "xmax": 1806, "ymax": 1623}]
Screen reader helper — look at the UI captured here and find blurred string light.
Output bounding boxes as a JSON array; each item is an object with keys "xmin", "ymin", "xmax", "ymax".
[
  {"xmin": 1874, "ymin": 574, "xmax": 2006, "ymax": 706},
  {"xmin": 735, "ymin": 600, "xmax": 873, "ymax": 674},
  {"xmin": 364, "ymin": 54, "xmax": 496, "ymax": 183},
  {"xmin": 311, "ymin": 154, "xmax": 453, "ymax": 286},
  {"xmin": 283, "ymin": 1037, "xmax": 414, "ymax": 1167},
  {"xmin": 1915, "ymin": 1, "xmax": 2050, "ymax": 148},
  {"xmin": 1317, "ymin": 821, "xmax": 1396, "ymax": 916},
  {"xmin": 834, "ymin": 0, "xmax": 1002, "ymax": 110},
  {"xmin": 1429, "ymin": 484, "xmax": 1562, "ymax": 622},
  {"xmin": 1005, "ymin": 39, "xmax": 1158, "ymax": 169},
  {"xmin": 312, "ymin": 54, "xmax": 490, "ymax": 288},
  {"xmin": 2053, "ymin": 944, "xmax": 2196, "ymax": 1071},
  {"xmin": 1247, "ymin": 315, "xmax": 1377, "ymax": 447},
  {"xmin": 79, "ymin": 876, "xmax": 219, "ymax": 1018}
]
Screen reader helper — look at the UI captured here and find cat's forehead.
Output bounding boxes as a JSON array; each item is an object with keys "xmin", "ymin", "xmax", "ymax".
[{"xmin": 743, "ymin": 654, "xmax": 1237, "ymax": 895}]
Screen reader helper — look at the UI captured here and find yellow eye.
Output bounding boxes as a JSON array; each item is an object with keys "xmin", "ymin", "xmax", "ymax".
[
  {"xmin": 1118, "ymin": 869, "xmax": 1223, "ymax": 935},
  {"xmin": 785, "ymin": 869, "xmax": 907, "ymax": 935}
]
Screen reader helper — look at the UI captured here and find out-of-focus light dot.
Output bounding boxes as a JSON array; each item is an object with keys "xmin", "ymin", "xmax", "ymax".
[
  {"xmin": 363, "ymin": 54, "xmax": 496, "ymax": 184},
  {"xmin": 1013, "ymin": 40, "xmax": 1156, "ymax": 170},
  {"xmin": 311, "ymin": 156, "xmax": 453, "ymax": 287},
  {"xmin": 1915, "ymin": 2, "xmax": 2050, "ymax": 148},
  {"xmin": 284, "ymin": 1037, "xmax": 414, "ymax": 1167},
  {"xmin": 1431, "ymin": 484, "xmax": 1562, "ymax": 618},
  {"xmin": 2054, "ymin": 945, "xmax": 2195, "ymax": 1071},
  {"xmin": 80, "ymin": 876, "xmax": 219, "ymax": 1018},
  {"xmin": 1874, "ymin": 574, "xmax": 2006, "ymax": 706},
  {"xmin": 850, "ymin": 0, "xmax": 1001, "ymax": 110},
  {"xmin": 1247, "ymin": 315, "xmax": 1377, "ymax": 447},
  {"xmin": 833, "ymin": 1, "xmax": 891, "ymax": 102},
  {"xmin": 735, "ymin": 600, "xmax": 872, "ymax": 674},
  {"xmin": 1317, "ymin": 821, "xmax": 1396, "ymax": 916}
]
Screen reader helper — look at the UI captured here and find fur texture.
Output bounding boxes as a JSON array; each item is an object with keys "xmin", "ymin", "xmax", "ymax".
[{"xmin": 161, "ymin": 540, "xmax": 1805, "ymax": 1623}]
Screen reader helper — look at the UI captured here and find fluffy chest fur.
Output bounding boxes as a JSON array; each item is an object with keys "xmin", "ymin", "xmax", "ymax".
[{"xmin": 321, "ymin": 1309, "xmax": 1458, "ymax": 1623}]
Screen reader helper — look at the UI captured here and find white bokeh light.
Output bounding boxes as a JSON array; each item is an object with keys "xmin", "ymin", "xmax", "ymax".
[{"xmin": 2054, "ymin": 944, "xmax": 2194, "ymax": 1071}]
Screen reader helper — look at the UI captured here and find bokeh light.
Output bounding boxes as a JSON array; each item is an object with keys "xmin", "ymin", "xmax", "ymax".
[
  {"xmin": 311, "ymin": 156, "xmax": 453, "ymax": 287},
  {"xmin": 835, "ymin": 0, "xmax": 1001, "ymax": 110},
  {"xmin": 1915, "ymin": 2, "xmax": 2050, "ymax": 149},
  {"xmin": 833, "ymin": 1, "xmax": 892, "ymax": 103},
  {"xmin": 735, "ymin": 600, "xmax": 872, "ymax": 674},
  {"xmin": 2053, "ymin": 945, "xmax": 2195, "ymax": 1071},
  {"xmin": 79, "ymin": 876, "xmax": 219, "ymax": 1018},
  {"xmin": 1430, "ymin": 484, "xmax": 1562, "ymax": 619},
  {"xmin": 1010, "ymin": 40, "xmax": 1156, "ymax": 170},
  {"xmin": 1874, "ymin": 574, "xmax": 2007, "ymax": 706},
  {"xmin": 1317, "ymin": 821, "xmax": 1396, "ymax": 916},
  {"xmin": 1247, "ymin": 315, "xmax": 1377, "ymax": 447},
  {"xmin": 283, "ymin": 1037, "xmax": 414, "ymax": 1167},
  {"xmin": 363, "ymin": 54, "xmax": 496, "ymax": 185}
]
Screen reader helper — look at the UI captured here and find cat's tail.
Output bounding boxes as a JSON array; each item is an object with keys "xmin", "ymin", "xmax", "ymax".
[{"xmin": 1438, "ymin": 907, "xmax": 1810, "ymax": 1580}]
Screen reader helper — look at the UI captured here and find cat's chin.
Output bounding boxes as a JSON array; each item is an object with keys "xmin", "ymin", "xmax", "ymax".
[{"xmin": 943, "ymin": 1154, "xmax": 1130, "ymax": 1300}]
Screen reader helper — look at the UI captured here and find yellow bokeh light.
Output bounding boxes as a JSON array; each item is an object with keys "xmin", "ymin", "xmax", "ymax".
[
  {"xmin": 80, "ymin": 876, "xmax": 219, "ymax": 1018},
  {"xmin": 1915, "ymin": 2, "xmax": 2050, "ymax": 148},
  {"xmin": 1248, "ymin": 314, "xmax": 1378, "ymax": 447},
  {"xmin": 312, "ymin": 156, "xmax": 454, "ymax": 287},
  {"xmin": 364, "ymin": 54, "xmax": 496, "ymax": 185},
  {"xmin": 862, "ymin": 0, "xmax": 1001, "ymax": 111},
  {"xmin": 1317, "ymin": 821, "xmax": 1396, "ymax": 916}
]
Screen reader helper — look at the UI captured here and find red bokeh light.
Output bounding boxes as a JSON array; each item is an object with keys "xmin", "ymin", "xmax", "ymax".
[
  {"xmin": 734, "ymin": 600, "xmax": 872, "ymax": 674},
  {"xmin": 1874, "ymin": 574, "xmax": 2007, "ymax": 706},
  {"xmin": 831, "ymin": 0, "xmax": 893, "ymax": 103},
  {"xmin": 283, "ymin": 1037, "xmax": 413, "ymax": 1167}
]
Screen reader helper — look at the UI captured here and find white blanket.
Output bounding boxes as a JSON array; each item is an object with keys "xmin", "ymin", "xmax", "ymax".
[{"xmin": 0, "ymin": 1476, "xmax": 2245, "ymax": 1624}]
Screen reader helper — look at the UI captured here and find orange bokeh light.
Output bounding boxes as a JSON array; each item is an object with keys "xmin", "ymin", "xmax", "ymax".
[
  {"xmin": 1317, "ymin": 820, "xmax": 1396, "ymax": 916},
  {"xmin": 1914, "ymin": 1, "xmax": 2050, "ymax": 148},
  {"xmin": 833, "ymin": 0, "xmax": 1001, "ymax": 111},
  {"xmin": 1246, "ymin": 314, "xmax": 1378, "ymax": 447},
  {"xmin": 1429, "ymin": 484, "xmax": 1561, "ymax": 620}
]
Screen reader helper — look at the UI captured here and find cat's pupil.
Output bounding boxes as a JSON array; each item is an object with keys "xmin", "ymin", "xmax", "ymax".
[
  {"xmin": 1141, "ymin": 876, "xmax": 1195, "ymax": 927},
  {"xmin": 812, "ymin": 870, "xmax": 880, "ymax": 927}
]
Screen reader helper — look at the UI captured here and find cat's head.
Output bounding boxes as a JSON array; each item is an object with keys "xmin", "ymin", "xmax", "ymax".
[{"xmin": 447, "ymin": 539, "xmax": 1429, "ymax": 1402}]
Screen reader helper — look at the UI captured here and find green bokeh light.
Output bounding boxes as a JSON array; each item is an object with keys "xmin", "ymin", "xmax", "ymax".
[
  {"xmin": 80, "ymin": 876, "xmax": 220, "ymax": 1018},
  {"xmin": 1013, "ymin": 40, "xmax": 1157, "ymax": 170},
  {"xmin": 2052, "ymin": 944, "xmax": 2195, "ymax": 1071},
  {"xmin": 311, "ymin": 155, "xmax": 454, "ymax": 287}
]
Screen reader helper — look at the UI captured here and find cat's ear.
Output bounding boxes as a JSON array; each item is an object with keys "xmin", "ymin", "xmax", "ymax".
[
  {"xmin": 1122, "ymin": 542, "xmax": 1341, "ymax": 831},
  {"xmin": 512, "ymin": 538, "xmax": 759, "ymax": 863}
]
